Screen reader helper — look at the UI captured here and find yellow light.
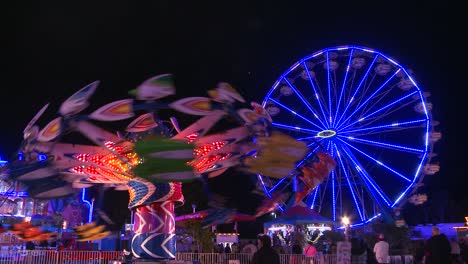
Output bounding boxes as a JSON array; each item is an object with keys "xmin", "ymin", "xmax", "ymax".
[{"xmin": 342, "ymin": 216, "xmax": 350, "ymax": 225}]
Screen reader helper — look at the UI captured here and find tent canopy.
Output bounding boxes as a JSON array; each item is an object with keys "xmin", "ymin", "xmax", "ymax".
[{"xmin": 264, "ymin": 205, "xmax": 334, "ymax": 228}]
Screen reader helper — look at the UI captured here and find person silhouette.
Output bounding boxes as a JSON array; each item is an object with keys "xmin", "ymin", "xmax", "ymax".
[
  {"xmin": 424, "ymin": 226, "xmax": 451, "ymax": 264},
  {"xmin": 251, "ymin": 235, "xmax": 280, "ymax": 264}
]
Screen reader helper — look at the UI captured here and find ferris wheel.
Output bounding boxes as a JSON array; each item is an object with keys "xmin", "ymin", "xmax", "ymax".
[{"xmin": 259, "ymin": 45, "xmax": 440, "ymax": 226}]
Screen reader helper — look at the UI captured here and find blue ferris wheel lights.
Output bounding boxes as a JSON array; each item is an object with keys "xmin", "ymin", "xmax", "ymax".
[
  {"xmin": 271, "ymin": 122, "xmax": 319, "ymax": 134},
  {"xmin": 341, "ymin": 118, "xmax": 427, "ymax": 134},
  {"xmin": 336, "ymin": 69, "xmax": 401, "ymax": 129},
  {"xmin": 335, "ymin": 144, "xmax": 364, "ymax": 221},
  {"xmin": 339, "ymin": 135, "xmax": 425, "ymax": 154},
  {"xmin": 339, "ymin": 138, "xmax": 411, "ymax": 182},
  {"xmin": 339, "ymin": 91, "xmax": 419, "ymax": 132},
  {"xmin": 333, "ymin": 49, "xmax": 354, "ymax": 127},
  {"xmin": 339, "ymin": 145, "xmax": 391, "ymax": 207},
  {"xmin": 302, "ymin": 61, "xmax": 329, "ymax": 125},
  {"xmin": 268, "ymin": 98, "xmax": 322, "ymax": 129},
  {"xmin": 261, "ymin": 45, "xmax": 433, "ymax": 225},
  {"xmin": 326, "ymin": 52, "xmax": 332, "ymax": 128}
]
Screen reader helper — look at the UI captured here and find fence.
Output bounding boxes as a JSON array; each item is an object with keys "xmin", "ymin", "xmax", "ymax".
[
  {"xmin": 0, "ymin": 250, "xmax": 122, "ymax": 264},
  {"xmin": 176, "ymin": 252, "xmax": 413, "ymax": 264},
  {"xmin": 0, "ymin": 251, "xmax": 414, "ymax": 264}
]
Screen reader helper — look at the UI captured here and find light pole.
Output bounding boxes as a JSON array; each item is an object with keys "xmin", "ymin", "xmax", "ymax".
[{"xmin": 342, "ymin": 216, "xmax": 350, "ymax": 241}]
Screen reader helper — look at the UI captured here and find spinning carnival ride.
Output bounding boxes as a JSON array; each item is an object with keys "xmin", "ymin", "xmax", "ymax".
[{"xmin": 259, "ymin": 45, "xmax": 441, "ymax": 226}]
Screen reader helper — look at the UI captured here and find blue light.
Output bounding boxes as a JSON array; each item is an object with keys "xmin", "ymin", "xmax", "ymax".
[
  {"xmin": 330, "ymin": 144, "xmax": 336, "ymax": 221},
  {"xmin": 326, "ymin": 51, "xmax": 332, "ymax": 128},
  {"xmin": 335, "ymin": 69, "xmax": 400, "ymax": 130},
  {"xmin": 339, "ymin": 144, "xmax": 391, "ymax": 207},
  {"xmin": 38, "ymin": 154, "xmax": 47, "ymax": 161},
  {"xmin": 338, "ymin": 135, "xmax": 425, "ymax": 154},
  {"xmin": 262, "ymin": 45, "xmax": 432, "ymax": 226},
  {"xmin": 271, "ymin": 122, "xmax": 318, "ymax": 134},
  {"xmin": 0, "ymin": 191, "xmax": 28, "ymax": 197},
  {"xmin": 335, "ymin": 54, "xmax": 379, "ymax": 127},
  {"xmin": 269, "ymin": 178, "xmax": 286, "ymax": 193},
  {"xmin": 335, "ymin": 144, "xmax": 364, "ymax": 221},
  {"xmin": 333, "ymin": 48, "xmax": 354, "ymax": 128},
  {"xmin": 282, "ymin": 77, "xmax": 327, "ymax": 129},
  {"xmin": 341, "ymin": 119, "xmax": 426, "ymax": 134},
  {"xmin": 268, "ymin": 98, "xmax": 323, "ymax": 130},
  {"xmin": 257, "ymin": 174, "xmax": 272, "ymax": 198},
  {"xmin": 81, "ymin": 188, "xmax": 93, "ymax": 223},
  {"xmin": 331, "ymin": 171, "xmax": 336, "ymax": 222},
  {"xmin": 303, "ymin": 61, "xmax": 329, "ymax": 127},
  {"xmin": 338, "ymin": 91, "xmax": 418, "ymax": 131},
  {"xmin": 338, "ymin": 138, "xmax": 411, "ymax": 182},
  {"xmin": 310, "ymin": 185, "xmax": 319, "ymax": 210}
]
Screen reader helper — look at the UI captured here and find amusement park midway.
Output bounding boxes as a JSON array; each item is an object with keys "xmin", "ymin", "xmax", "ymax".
[{"xmin": 1, "ymin": 0, "xmax": 466, "ymax": 246}]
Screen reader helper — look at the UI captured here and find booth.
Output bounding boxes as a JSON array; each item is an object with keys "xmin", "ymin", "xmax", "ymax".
[{"xmin": 264, "ymin": 205, "xmax": 334, "ymax": 245}]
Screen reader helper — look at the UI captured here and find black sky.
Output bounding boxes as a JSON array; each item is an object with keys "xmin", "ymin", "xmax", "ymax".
[{"xmin": 2, "ymin": 1, "xmax": 466, "ymax": 219}]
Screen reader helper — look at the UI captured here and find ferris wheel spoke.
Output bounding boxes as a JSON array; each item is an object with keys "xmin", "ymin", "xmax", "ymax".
[
  {"xmin": 269, "ymin": 177, "xmax": 289, "ymax": 193},
  {"xmin": 318, "ymin": 176, "xmax": 330, "ymax": 215},
  {"xmin": 332, "ymin": 48, "xmax": 355, "ymax": 128},
  {"xmin": 330, "ymin": 171, "xmax": 337, "ymax": 221},
  {"xmin": 337, "ymin": 138, "xmax": 412, "ymax": 182},
  {"xmin": 271, "ymin": 122, "xmax": 320, "ymax": 135},
  {"xmin": 337, "ymin": 90, "xmax": 419, "ymax": 132},
  {"xmin": 267, "ymin": 98, "xmax": 324, "ymax": 130},
  {"xmin": 335, "ymin": 69, "xmax": 400, "ymax": 129},
  {"xmin": 338, "ymin": 144, "xmax": 392, "ymax": 208},
  {"xmin": 281, "ymin": 77, "xmax": 328, "ymax": 129},
  {"xmin": 337, "ymin": 135, "xmax": 425, "ymax": 154},
  {"xmin": 334, "ymin": 54, "xmax": 379, "ymax": 127},
  {"xmin": 338, "ymin": 98, "xmax": 423, "ymax": 133},
  {"xmin": 309, "ymin": 185, "xmax": 320, "ymax": 210},
  {"xmin": 325, "ymin": 52, "xmax": 333, "ymax": 126},
  {"xmin": 341, "ymin": 118, "xmax": 427, "ymax": 135},
  {"xmin": 334, "ymin": 144, "xmax": 364, "ymax": 221},
  {"xmin": 329, "ymin": 145, "xmax": 338, "ymax": 221},
  {"xmin": 257, "ymin": 174, "xmax": 273, "ymax": 198},
  {"xmin": 302, "ymin": 61, "xmax": 330, "ymax": 127}
]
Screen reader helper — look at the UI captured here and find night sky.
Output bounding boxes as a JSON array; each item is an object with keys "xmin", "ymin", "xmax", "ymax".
[{"xmin": 2, "ymin": 1, "xmax": 466, "ymax": 224}]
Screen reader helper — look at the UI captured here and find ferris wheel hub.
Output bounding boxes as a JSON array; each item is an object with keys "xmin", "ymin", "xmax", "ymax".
[{"xmin": 316, "ymin": 129, "xmax": 336, "ymax": 139}]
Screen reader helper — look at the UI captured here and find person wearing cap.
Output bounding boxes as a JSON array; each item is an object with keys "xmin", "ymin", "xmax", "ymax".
[
  {"xmin": 251, "ymin": 234, "xmax": 280, "ymax": 264},
  {"xmin": 373, "ymin": 234, "xmax": 389, "ymax": 264}
]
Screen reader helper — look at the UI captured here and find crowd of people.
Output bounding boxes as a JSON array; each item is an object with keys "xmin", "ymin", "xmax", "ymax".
[
  {"xmin": 371, "ymin": 226, "xmax": 468, "ymax": 264},
  {"xmin": 183, "ymin": 226, "xmax": 468, "ymax": 264}
]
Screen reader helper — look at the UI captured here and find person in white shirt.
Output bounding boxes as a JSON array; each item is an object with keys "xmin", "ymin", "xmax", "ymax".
[{"xmin": 373, "ymin": 234, "xmax": 389, "ymax": 264}]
